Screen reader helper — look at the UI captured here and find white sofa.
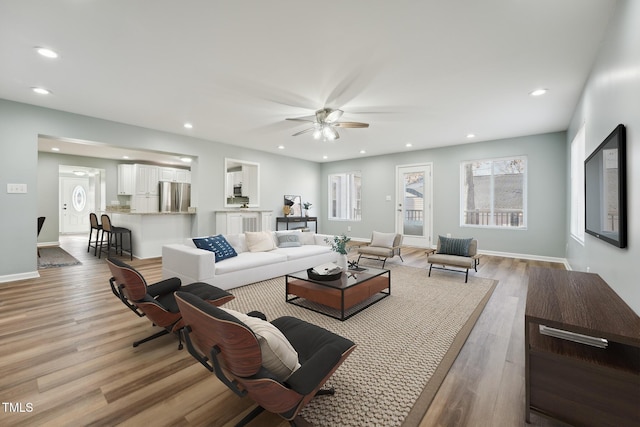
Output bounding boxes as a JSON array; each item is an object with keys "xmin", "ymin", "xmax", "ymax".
[{"xmin": 162, "ymin": 231, "xmax": 339, "ymax": 290}]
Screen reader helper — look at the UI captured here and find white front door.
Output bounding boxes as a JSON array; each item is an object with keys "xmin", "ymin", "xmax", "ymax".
[
  {"xmin": 60, "ymin": 177, "xmax": 90, "ymax": 233},
  {"xmin": 396, "ymin": 164, "xmax": 432, "ymax": 248}
]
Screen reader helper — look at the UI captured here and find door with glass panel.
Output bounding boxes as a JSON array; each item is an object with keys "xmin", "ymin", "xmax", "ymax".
[
  {"xmin": 396, "ymin": 164, "xmax": 432, "ymax": 248},
  {"xmin": 60, "ymin": 177, "xmax": 91, "ymax": 233}
]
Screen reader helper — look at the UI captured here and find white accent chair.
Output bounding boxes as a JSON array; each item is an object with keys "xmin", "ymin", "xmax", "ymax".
[{"xmin": 356, "ymin": 231, "xmax": 403, "ymax": 268}]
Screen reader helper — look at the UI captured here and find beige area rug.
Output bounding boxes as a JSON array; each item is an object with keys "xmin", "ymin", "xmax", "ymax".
[
  {"xmin": 37, "ymin": 247, "xmax": 82, "ymax": 269},
  {"xmin": 223, "ymin": 264, "xmax": 497, "ymax": 427}
]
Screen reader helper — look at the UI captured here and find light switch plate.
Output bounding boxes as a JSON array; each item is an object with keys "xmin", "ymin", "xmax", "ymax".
[{"xmin": 7, "ymin": 183, "xmax": 28, "ymax": 194}]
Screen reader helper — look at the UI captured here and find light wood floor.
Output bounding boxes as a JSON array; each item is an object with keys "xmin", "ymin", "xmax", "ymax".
[{"xmin": 0, "ymin": 234, "xmax": 567, "ymax": 426}]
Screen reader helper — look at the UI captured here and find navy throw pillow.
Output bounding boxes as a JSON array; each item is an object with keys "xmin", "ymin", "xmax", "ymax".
[
  {"xmin": 193, "ymin": 235, "xmax": 238, "ymax": 262},
  {"xmin": 439, "ymin": 235, "xmax": 473, "ymax": 256}
]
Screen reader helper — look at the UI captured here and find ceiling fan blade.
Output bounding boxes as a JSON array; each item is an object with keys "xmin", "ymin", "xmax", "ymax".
[
  {"xmin": 292, "ymin": 127, "xmax": 316, "ymax": 136},
  {"xmin": 335, "ymin": 121, "xmax": 369, "ymax": 128},
  {"xmin": 286, "ymin": 117, "xmax": 316, "ymax": 123}
]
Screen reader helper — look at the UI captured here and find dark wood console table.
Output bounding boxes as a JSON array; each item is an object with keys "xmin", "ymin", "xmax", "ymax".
[
  {"xmin": 525, "ymin": 267, "xmax": 640, "ymax": 426},
  {"xmin": 276, "ymin": 216, "xmax": 317, "ymax": 233}
]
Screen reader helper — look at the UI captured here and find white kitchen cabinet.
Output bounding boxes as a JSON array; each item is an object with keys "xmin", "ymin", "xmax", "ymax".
[
  {"xmin": 175, "ymin": 169, "xmax": 191, "ymax": 183},
  {"xmin": 159, "ymin": 167, "xmax": 176, "ymax": 182},
  {"xmin": 134, "ymin": 164, "xmax": 159, "ymax": 196},
  {"xmin": 160, "ymin": 167, "xmax": 191, "ymax": 183},
  {"xmin": 117, "ymin": 164, "xmax": 134, "ymax": 195},
  {"xmin": 215, "ymin": 210, "xmax": 273, "ymax": 235}
]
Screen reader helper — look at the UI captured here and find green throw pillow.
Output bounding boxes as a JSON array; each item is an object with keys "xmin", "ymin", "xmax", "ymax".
[{"xmin": 439, "ymin": 235, "xmax": 472, "ymax": 256}]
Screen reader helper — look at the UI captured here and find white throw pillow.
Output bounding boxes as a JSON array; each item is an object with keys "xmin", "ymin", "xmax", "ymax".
[
  {"xmin": 220, "ymin": 307, "xmax": 301, "ymax": 381},
  {"xmin": 245, "ymin": 231, "xmax": 276, "ymax": 252},
  {"xmin": 224, "ymin": 233, "xmax": 248, "ymax": 253},
  {"xmin": 298, "ymin": 231, "xmax": 316, "ymax": 245},
  {"xmin": 371, "ymin": 231, "xmax": 396, "ymax": 248}
]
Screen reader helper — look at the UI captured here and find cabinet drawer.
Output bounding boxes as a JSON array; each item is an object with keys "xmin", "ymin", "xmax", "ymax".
[{"xmin": 529, "ymin": 350, "xmax": 640, "ymax": 427}]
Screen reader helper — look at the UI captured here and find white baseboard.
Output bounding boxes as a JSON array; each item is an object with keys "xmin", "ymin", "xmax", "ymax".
[
  {"xmin": 0, "ymin": 271, "xmax": 40, "ymax": 283},
  {"xmin": 37, "ymin": 241, "xmax": 60, "ymax": 248}
]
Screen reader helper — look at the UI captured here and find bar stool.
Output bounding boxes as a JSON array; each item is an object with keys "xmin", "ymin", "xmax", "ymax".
[
  {"xmin": 99, "ymin": 214, "xmax": 133, "ymax": 260},
  {"xmin": 87, "ymin": 213, "xmax": 102, "ymax": 256}
]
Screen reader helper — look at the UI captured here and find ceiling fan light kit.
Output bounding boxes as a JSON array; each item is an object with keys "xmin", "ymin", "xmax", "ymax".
[{"xmin": 287, "ymin": 108, "xmax": 369, "ymax": 141}]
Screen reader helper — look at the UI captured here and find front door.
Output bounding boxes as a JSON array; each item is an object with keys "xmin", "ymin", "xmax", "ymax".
[
  {"xmin": 60, "ymin": 177, "xmax": 90, "ymax": 233},
  {"xmin": 396, "ymin": 164, "xmax": 432, "ymax": 248}
]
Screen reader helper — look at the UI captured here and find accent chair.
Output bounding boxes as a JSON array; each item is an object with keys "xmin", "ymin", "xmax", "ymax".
[{"xmin": 175, "ymin": 291, "xmax": 357, "ymax": 426}]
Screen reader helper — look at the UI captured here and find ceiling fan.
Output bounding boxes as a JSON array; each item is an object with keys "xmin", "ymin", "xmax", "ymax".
[{"xmin": 286, "ymin": 108, "xmax": 369, "ymax": 140}]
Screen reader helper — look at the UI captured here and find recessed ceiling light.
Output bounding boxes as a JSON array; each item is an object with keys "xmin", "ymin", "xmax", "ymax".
[
  {"xmin": 405, "ymin": 143, "xmax": 413, "ymax": 148},
  {"xmin": 32, "ymin": 87, "xmax": 51, "ymax": 95},
  {"xmin": 51, "ymin": 147, "xmax": 60, "ymax": 152},
  {"xmin": 322, "ymin": 155, "xmax": 328, "ymax": 160},
  {"xmin": 183, "ymin": 123, "xmax": 193, "ymax": 129},
  {"xmin": 359, "ymin": 150, "xmax": 366, "ymax": 154},
  {"xmin": 466, "ymin": 133, "xmax": 476, "ymax": 139},
  {"xmin": 180, "ymin": 157, "xmax": 192, "ymax": 163},
  {"xmin": 35, "ymin": 47, "xmax": 59, "ymax": 59},
  {"xmin": 122, "ymin": 155, "xmax": 129, "ymax": 159},
  {"xmin": 277, "ymin": 145, "xmax": 285, "ymax": 150},
  {"xmin": 529, "ymin": 88, "xmax": 548, "ymax": 97}
]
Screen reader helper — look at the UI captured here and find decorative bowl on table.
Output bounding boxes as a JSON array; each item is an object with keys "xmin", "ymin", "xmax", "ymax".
[{"xmin": 306, "ymin": 268, "xmax": 342, "ymax": 281}]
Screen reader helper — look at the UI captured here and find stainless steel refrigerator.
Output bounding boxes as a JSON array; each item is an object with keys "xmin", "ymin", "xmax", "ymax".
[{"xmin": 159, "ymin": 181, "xmax": 191, "ymax": 212}]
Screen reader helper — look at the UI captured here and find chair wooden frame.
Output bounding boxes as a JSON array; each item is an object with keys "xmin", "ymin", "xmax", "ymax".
[
  {"xmin": 176, "ymin": 292, "xmax": 356, "ymax": 426},
  {"xmin": 107, "ymin": 258, "xmax": 234, "ymax": 349}
]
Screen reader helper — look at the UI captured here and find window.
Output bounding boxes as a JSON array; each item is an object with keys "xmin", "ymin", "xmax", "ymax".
[
  {"xmin": 461, "ymin": 156, "xmax": 527, "ymax": 228},
  {"xmin": 570, "ymin": 125, "xmax": 585, "ymax": 243},
  {"xmin": 71, "ymin": 185, "xmax": 87, "ymax": 212},
  {"xmin": 328, "ymin": 171, "xmax": 361, "ymax": 221}
]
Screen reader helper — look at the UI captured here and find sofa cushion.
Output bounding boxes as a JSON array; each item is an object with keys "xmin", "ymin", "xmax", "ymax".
[
  {"xmin": 438, "ymin": 235, "xmax": 473, "ymax": 256},
  {"xmin": 276, "ymin": 233, "xmax": 302, "ymax": 248},
  {"xmin": 245, "ymin": 231, "xmax": 277, "ymax": 252},
  {"xmin": 220, "ymin": 307, "xmax": 301, "ymax": 381},
  {"xmin": 214, "ymin": 251, "xmax": 287, "ymax": 274},
  {"xmin": 192, "ymin": 235, "xmax": 238, "ymax": 262},
  {"xmin": 272, "ymin": 244, "xmax": 333, "ymax": 261},
  {"xmin": 371, "ymin": 231, "xmax": 396, "ymax": 248}
]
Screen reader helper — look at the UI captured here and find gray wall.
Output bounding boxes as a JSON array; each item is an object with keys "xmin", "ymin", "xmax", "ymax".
[
  {"xmin": 0, "ymin": 99, "xmax": 320, "ymax": 279},
  {"xmin": 566, "ymin": 0, "xmax": 640, "ymax": 314},
  {"xmin": 320, "ymin": 132, "xmax": 567, "ymax": 259}
]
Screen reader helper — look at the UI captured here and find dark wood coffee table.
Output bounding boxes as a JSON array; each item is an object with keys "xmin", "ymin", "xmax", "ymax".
[{"xmin": 285, "ymin": 267, "xmax": 391, "ymax": 320}]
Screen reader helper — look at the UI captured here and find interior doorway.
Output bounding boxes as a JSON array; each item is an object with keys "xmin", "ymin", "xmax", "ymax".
[{"xmin": 396, "ymin": 163, "xmax": 432, "ymax": 248}]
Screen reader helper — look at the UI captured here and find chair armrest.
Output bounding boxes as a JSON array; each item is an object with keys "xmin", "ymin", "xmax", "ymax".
[{"xmin": 147, "ymin": 277, "xmax": 182, "ymax": 297}]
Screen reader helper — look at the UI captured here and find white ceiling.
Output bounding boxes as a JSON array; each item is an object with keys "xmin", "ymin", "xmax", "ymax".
[{"xmin": 0, "ymin": 0, "xmax": 616, "ymax": 163}]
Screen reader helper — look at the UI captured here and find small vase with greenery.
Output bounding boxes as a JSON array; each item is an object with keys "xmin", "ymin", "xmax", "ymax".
[
  {"xmin": 325, "ymin": 234, "xmax": 351, "ymax": 270},
  {"xmin": 325, "ymin": 234, "xmax": 351, "ymax": 255},
  {"xmin": 303, "ymin": 202, "xmax": 312, "ymax": 217}
]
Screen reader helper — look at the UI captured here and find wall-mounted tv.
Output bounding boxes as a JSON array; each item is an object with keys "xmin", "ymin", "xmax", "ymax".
[{"xmin": 584, "ymin": 124, "xmax": 627, "ymax": 248}]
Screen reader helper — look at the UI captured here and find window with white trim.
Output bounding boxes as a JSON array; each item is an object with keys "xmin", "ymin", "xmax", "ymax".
[
  {"xmin": 460, "ymin": 156, "xmax": 527, "ymax": 228},
  {"xmin": 570, "ymin": 125, "xmax": 586, "ymax": 243},
  {"xmin": 328, "ymin": 171, "xmax": 361, "ymax": 221}
]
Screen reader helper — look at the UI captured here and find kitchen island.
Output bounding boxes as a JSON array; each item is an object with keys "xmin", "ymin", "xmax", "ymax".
[{"xmin": 106, "ymin": 212, "xmax": 195, "ymax": 259}]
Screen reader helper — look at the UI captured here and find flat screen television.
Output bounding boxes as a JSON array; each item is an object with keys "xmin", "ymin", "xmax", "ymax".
[{"xmin": 584, "ymin": 124, "xmax": 627, "ymax": 248}]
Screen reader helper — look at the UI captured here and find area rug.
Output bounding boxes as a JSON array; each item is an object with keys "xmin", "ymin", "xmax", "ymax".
[
  {"xmin": 223, "ymin": 264, "xmax": 497, "ymax": 427},
  {"xmin": 37, "ymin": 247, "xmax": 82, "ymax": 269}
]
